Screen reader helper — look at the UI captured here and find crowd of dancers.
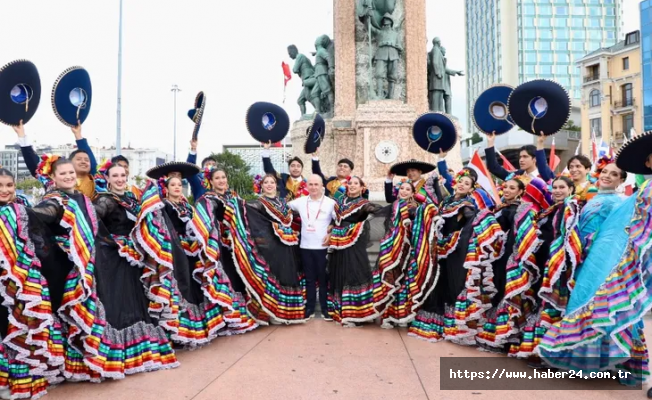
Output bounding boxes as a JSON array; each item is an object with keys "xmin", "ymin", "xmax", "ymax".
[
  {"xmin": 0, "ymin": 118, "xmax": 650, "ymax": 399},
  {"xmin": 0, "ymin": 59, "xmax": 651, "ymax": 398}
]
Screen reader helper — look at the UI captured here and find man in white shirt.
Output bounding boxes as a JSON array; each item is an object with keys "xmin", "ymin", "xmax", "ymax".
[{"xmin": 288, "ymin": 174, "xmax": 336, "ymax": 320}]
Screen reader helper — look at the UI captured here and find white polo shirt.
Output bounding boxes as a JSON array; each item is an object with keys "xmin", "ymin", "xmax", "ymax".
[{"xmin": 288, "ymin": 194, "xmax": 336, "ymax": 250}]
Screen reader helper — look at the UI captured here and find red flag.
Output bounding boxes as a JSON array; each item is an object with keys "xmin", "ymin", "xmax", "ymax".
[
  {"xmin": 549, "ymin": 136, "xmax": 560, "ymax": 171},
  {"xmin": 496, "ymin": 149, "xmax": 516, "ymax": 171},
  {"xmin": 282, "ymin": 62, "xmax": 291, "ymax": 86},
  {"xmin": 591, "ymin": 129, "xmax": 598, "ymax": 163},
  {"xmin": 469, "ymin": 150, "xmax": 502, "ymax": 206},
  {"xmin": 272, "ymin": 141, "xmax": 282, "ymax": 148}
]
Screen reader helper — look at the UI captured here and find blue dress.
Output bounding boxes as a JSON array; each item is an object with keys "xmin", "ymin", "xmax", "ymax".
[
  {"xmin": 537, "ymin": 181, "xmax": 652, "ymax": 384},
  {"xmin": 577, "ymin": 191, "xmax": 624, "ymax": 249}
]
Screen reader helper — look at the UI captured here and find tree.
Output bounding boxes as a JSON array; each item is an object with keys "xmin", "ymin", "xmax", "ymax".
[
  {"xmin": 16, "ymin": 178, "xmax": 41, "ymax": 191},
  {"xmin": 471, "ymin": 132, "xmax": 483, "ymax": 144},
  {"xmin": 563, "ymin": 120, "xmax": 580, "ymax": 132},
  {"xmin": 133, "ymin": 175, "xmax": 147, "ymax": 189},
  {"xmin": 209, "ymin": 150, "xmax": 255, "ymax": 199}
]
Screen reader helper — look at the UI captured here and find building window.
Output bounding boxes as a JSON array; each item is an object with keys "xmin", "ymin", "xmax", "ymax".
[
  {"xmin": 589, "ymin": 89, "xmax": 601, "ymax": 107},
  {"xmin": 625, "ymin": 31, "xmax": 640, "ymax": 45},
  {"xmin": 623, "ymin": 114, "xmax": 634, "ymax": 134},
  {"xmin": 590, "ymin": 118, "xmax": 602, "ymax": 136},
  {"xmin": 622, "ymin": 83, "xmax": 633, "ymax": 106},
  {"xmin": 623, "ymin": 57, "xmax": 630, "ymax": 70},
  {"xmin": 554, "ymin": 17, "xmax": 567, "ymax": 27},
  {"xmin": 555, "ymin": 6, "xmax": 568, "ymax": 15}
]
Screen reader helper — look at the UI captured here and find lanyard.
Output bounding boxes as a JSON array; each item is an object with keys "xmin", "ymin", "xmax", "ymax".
[{"xmin": 306, "ymin": 196, "xmax": 325, "ymax": 224}]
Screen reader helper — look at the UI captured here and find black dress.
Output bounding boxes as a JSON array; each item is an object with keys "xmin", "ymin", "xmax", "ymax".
[
  {"xmin": 243, "ymin": 196, "xmax": 306, "ymax": 324},
  {"xmin": 92, "ymin": 193, "xmax": 178, "ymax": 372}
]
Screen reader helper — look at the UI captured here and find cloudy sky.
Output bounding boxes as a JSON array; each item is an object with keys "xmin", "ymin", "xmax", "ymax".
[{"xmin": 0, "ymin": 0, "xmax": 641, "ymax": 161}]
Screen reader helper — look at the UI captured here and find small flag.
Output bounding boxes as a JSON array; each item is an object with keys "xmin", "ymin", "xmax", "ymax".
[
  {"xmin": 272, "ymin": 141, "xmax": 282, "ymax": 148},
  {"xmin": 574, "ymin": 141, "xmax": 581, "ymax": 156},
  {"xmin": 549, "ymin": 136, "xmax": 560, "ymax": 171},
  {"xmin": 469, "ymin": 150, "xmax": 502, "ymax": 206},
  {"xmin": 591, "ymin": 128, "xmax": 598, "ymax": 163},
  {"xmin": 282, "ymin": 62, "xmax": 292, "ymax": 103},
  {"xmin": 496, "ymin": 148, "xmax": 516, "ymax": 171}
]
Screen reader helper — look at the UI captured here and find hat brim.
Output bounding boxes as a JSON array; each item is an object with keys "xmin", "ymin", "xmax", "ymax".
[
  {"xmin": 472, "ymin": 84, "xmax": 515, "ymax": 135},
  {"xmin": 146, "ymin": 162, "xmax": 200, "ymax": 180},
  {"xmin": 616, "ymin": 132, "xmax": 652, "ymax": 174},
  {"xmin": 304, "ymin": 114, "xmax": 326, "ymax": 154},
  {"xmin": 389, "ymin": 160, "xmax": 436, "ymax": 176},
  {"xmin": 0, "ymin": 60, "xmax": 41, "ymax": 126},
  {"xmin": 246, "ymin": 102, "xmax": 290, "ymax": 143},
  {"xmin": 507, "ymin": 79, "xmax": 570, "ymax": 136},
  {"xmin": 412, "ymin": 112, "xmax": 458, "ymax": 154},
  {"xmin": 188, "ymin": 91, "xmax": 205, "ymax": 140},
  {"xmin": 52, "ymin": 67, "xmax": 92, "ymax": 127}
]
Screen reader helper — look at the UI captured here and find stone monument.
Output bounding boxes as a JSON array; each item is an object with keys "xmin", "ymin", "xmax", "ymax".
[
  {"xmin": 290, "ymin": 0, "xmax": 462, "ymax": 200},
  {"xmin": 427, "ymin": 38, "xmax": 464, "ymax": 113}
]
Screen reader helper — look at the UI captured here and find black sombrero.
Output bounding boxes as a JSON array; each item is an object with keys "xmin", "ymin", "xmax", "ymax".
[
  {"xmin": 412, "ymin": 112, "xmax": 458, "ymax": 154},
  {"xmin": 616, "ymin": 131, "xmax": 652, "ymax": 175},
  {"xmin": 146, "ymin": 161, "xmax": 200, "ymax": 180},
  {"xmin": 304, "ymin": 113, "xmax": 326, "ymax": 154},
  {"xmin": 0, "ymin": 60, "xmax": 41, "ymax": 126},
  {"xmin": 246, "ymin": 101, "xmax": 290, "ymax": 144},
  {"xmin": 390, "ymin": 159, "xmax": 436, "ymax": 177},
  {"xmin": 188, "ymin": 91, "xmax": 205, "ymax": 140},
  {"xmin": 472, "ymin": 84, "xmax": 515, "ymax": 135},
  {"xmin": 52, "ymin": 66, "xmax": 92, "ymax": 127},
  {"xmin": 507, "ymin": 79, "xmax": 570, "ymax": 136}
]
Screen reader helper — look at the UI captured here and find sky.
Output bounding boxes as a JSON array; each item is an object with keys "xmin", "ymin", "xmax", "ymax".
[{"xmin": 0, "ymin": 0, "xmax": 641, "ymax": 162}]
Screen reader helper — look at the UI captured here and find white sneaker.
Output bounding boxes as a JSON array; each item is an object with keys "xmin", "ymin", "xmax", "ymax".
[{"xmin": 0, "ymin": 387, "xmax": 11, "ymax": 400}]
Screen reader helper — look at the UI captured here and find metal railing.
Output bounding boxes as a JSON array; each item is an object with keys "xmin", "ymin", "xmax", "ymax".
[
  {"xmin": 583, "ymin": 74, "xmax": 599, "ymax": 83},
  {"xmin": 613, "ymin": 98, "xmax": 635, "ymax": 108}
]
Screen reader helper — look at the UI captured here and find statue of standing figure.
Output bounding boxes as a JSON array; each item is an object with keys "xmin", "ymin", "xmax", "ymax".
[
  {"xmin": 428, "ymin": 38, "xmax": 463, "ymax": 113},
  {"xmin": 313, "ymin": 34, "xmax": 335, "ymax": 115},
  {"xmin": 363, "ymin": 10, "xmax": 403, "ymax": 99},
  {"xmin": 287, "ymin": 45, "xmax": 320, "ymax": 116}
]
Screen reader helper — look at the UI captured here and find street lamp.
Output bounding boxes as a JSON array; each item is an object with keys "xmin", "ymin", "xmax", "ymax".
[
  {"xmin": 116, "ymin": 0, "xmax": 123, "ymax": 155},
  {"xmin": 171, "ymin": 84, "xmax": 181, "ymax": 160}
]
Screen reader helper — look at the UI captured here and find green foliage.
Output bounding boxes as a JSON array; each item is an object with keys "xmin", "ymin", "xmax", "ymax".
[
  {"xmin": 471, "ymin": 132, "xmax": 483, "ymax": 144},
  {"xmin": 209, "ymin": 150, "xmax": 254, "ymax": 198},
  {"xmin": 16, "ymin": 178, "xmax": 41, "ymax": 191},
  {"xmin": 133, "ymin": 175, "xmax": 147, "ymax": 188},
  {"xmin": 563, "ymin": 120, "xmax": 581, "ymax": 132}
]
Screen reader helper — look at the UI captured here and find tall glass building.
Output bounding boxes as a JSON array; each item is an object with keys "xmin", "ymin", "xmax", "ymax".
[
  {"xmin": 642, "ymin": 0, "xmax": 652, "ymax": 131},
  {"xmin": 466, "ymin": 0, "xmax": 622, "ymax": 131}
]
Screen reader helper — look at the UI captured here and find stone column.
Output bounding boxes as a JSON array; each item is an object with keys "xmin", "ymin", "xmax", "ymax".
[
  {"xmin": 333, "ymin": 0, "xmax": 356, "ymax": 119},
  {"xmin": 403, "ymin": 0, "xmax": 428, "ymax": 114}
]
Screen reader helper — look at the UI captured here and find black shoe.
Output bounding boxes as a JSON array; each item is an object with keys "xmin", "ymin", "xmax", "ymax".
[
  {"xmin": 322, "ymin": 314, "xmax": 333, "ymax": 321},
  {"xmin": 647, "ymin": 387, "xmax": 652, "ymax": 399},
  {"xmin": 305, "ymin": 311, "xmax": 315, "ymax": 320}
]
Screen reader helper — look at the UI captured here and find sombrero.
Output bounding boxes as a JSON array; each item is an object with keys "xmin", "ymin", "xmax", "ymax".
[
  {"xmin": 616, "ymin": 130, "xmax": 652, "ymax": 174},
  {"xmin": 507, "ymin": 79, "xmax": 570, "ymax": 136},
  {"xmin": 304, "ymin": 113, "xmax": 326, "ymax": 154},
  {"xmin": 52, "ymin": 66, "xmax": 92, "ymax": 127},
  {"xmin": 472, "ymin": 84, "xmax": 515, "ymax": 135},
  {"xmin": 412, "ymin": 112, "xmax": 458, "ymax": 154},
  {"xmin": 389, "ymin": 159, "xmax": 436, "ymax": 177},
  {"xmin": 146, "ymin": 161, "xmax": 200, "ymax": 180},
  {"xmin": 0, "ymin": 60, "xmax": 41, "ymax": 126},
  {"xmin": 188, "ymin": 91, "xmax": 205, "ymax": 140},
  {"xmin": 246, "ymin": 101, "xmax": 290, "ymax": 144}
]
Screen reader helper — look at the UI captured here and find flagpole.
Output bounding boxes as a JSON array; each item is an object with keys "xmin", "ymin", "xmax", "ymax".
[{"xmin": 116, "ymin": 0, "xmax": 123, "ymax": 155}]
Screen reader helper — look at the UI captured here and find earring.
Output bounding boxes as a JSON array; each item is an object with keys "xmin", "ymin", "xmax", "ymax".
[{"xmin": 107, "ymin": 182, "xmax": 112, "ymax": 192}]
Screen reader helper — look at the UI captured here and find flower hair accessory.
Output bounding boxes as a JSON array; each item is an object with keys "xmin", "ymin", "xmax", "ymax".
[
  {"xmin": 453, "ymin": 169, "xmax": 475, "ymax": 188},
  {"xmin": 94, "ymin": 159, "xmax": 113, "ymax": 193},
  {"xmin": 592, "ymin": 155, "xmax": 615, "ymax": 180},
  {"xmin": 157, "ymin": 176, "xmax": 171, "ymax": 198},
  {"xmin": 202, "ymin": 166, "xmax": 214, "ymax": 190},
  {"xmin": 392, "ymin": 178, "xmax": 412, "ymax": 198},
  {"xmin": 346, "ymin": 175, "xmax": 367, "ymax": 195},
  {"xmin": 36, "ymin": 154, "xmax": 61, "ymax": 190},
  {"xmin": 252, "ymin": 174, "xmax": 263, "ymax": 195}
]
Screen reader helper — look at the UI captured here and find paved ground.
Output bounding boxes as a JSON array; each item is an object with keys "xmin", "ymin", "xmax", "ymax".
[{"xmin": 46, "ymin": 318, "xmax": 650, "ymax": 400}]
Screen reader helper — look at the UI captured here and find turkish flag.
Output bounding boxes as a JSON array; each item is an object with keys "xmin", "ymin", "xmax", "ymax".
[{"xmin": 282, "ymin": 62, "xmax": 291, "ymax": 86}]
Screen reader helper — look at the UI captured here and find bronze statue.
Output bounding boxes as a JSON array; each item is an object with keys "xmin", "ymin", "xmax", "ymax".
[
  {"xmin": 441, "ymin": 47, "xmax": 463, "ymax": 114},
  {"xmin": 427, "ymin": 38, "xmax": 462, "ymax": 113},
  {"xmin": 313, "ymin": 34, "xmax": 335, "ymax": 115},
  {"xmin": 287, "ymin": 45, "xmax": 320, "ymax": 116},
  {"xmin": 363, "ymin": 11, "xmax": 403, "ymax": 99},
  {"xmin": 357, "ymin": 0, "xmax": 397, "ymax": 29}
]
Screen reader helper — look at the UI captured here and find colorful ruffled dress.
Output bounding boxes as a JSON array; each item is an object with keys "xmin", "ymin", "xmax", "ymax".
[
  {"xmin": 408, "ymin": 195, "xmax": 504, "ymax": 344},
  {"xmin": 508, "ymin": 196, "xmax": 583, "ymax": 358},
  {"xmin": 237, "ymin": 196, "xmax": 306, "ymax": 324},
  {"xmin": 0, "ymin": 197, "xmax": 63, "ymax": 399},
  {"xmin": 92, "ymin": 192, "xmax": 178, "ymax": 371},
  {"xmin": 132, "ymin": 183, "xmax": 243, "ymax": 347},
  {"xmin": 191, "ymin": 190, "xmax": 258, "ymax": 334},
  {"xmin": 326, "ymin": 196, "xmax": 392, "ymax": 326},
  {"xmin": 537, "ymin": 180, "xmax": 652, "ymax": 384},
  {"xmin": 475, "ymin": 200, "xmax": 542, "ymax": 351}
]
